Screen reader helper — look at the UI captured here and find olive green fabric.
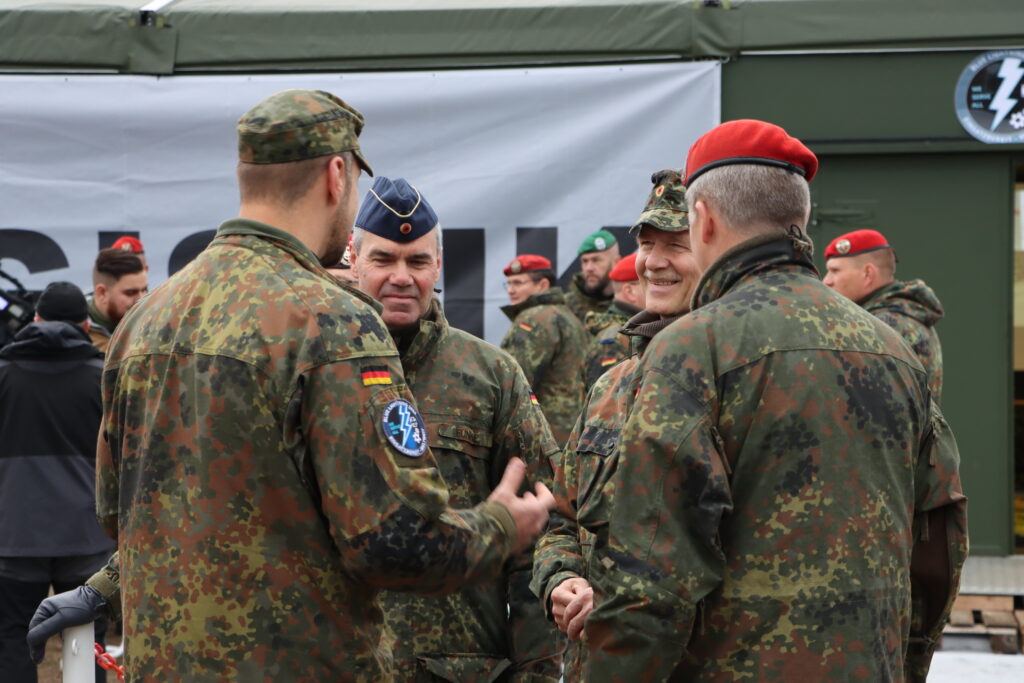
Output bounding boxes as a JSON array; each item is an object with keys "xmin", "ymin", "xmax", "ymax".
[{"xmin": 0, "ymin": 1, "xmax": 1020, "ymax": 74}]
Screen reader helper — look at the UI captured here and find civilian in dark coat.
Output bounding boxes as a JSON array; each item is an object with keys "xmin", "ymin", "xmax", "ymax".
[{"xmin": 0, "ymin": 281, "xmax": 113, "ymax": 683}]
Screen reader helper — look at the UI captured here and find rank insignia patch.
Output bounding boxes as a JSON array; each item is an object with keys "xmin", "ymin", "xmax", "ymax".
[
  {"xmin": 381, "ymin": 399, "xmax": 428, "ymax": 457},
  {"xmin": 362, "ymin": 366, "xmax": 393, "ymax": 386}
]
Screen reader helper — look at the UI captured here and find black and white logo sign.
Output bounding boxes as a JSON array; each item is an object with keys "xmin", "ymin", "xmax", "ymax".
[
  {"xmin": 381, "ymin": 399, "xmax": 428, "ymax": 458},
  {"xmin": 955, "ymin": 50, "xmax": 1024, "ymax": 144}
]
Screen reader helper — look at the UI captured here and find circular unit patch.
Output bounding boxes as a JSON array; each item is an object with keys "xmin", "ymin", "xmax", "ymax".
[
  {"xmin": 954, "ymin": 50, "xmax": 1024, "ymax": 144},
  {"xmin": 381, "ymin": 399, "xmax": 428, "ymax": 457}
]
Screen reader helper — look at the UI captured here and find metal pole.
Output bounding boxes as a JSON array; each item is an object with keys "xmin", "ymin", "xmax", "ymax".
[{"xmin": 61, "ymin": 622, "xmax": 94, "ymax": 683}]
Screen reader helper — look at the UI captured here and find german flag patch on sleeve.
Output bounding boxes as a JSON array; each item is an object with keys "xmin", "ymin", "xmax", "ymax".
[
  {"xmin": 361, "ymin": 365, "xmax": 393, "ymax": 386},
  {"xmin": 530, "ymin": 393, "xmax": 540, "ymax": 405},
  {"xmin": 518, "ymin": 322, "xmax": 534, "ymax": 332}
]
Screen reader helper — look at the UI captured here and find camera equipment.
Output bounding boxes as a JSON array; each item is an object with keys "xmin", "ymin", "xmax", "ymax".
[{"xmin": 0, "ymin": 261, "xmax": 37, "ymax": 345}]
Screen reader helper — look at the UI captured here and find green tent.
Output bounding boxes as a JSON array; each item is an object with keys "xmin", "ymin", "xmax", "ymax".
[{"xmin": 1, "ymin": 0, "xmax": 1021, "ymax": 74}]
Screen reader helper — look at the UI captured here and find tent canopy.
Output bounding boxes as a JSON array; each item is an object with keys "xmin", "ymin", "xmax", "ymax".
[{"xmin": 1, "ymin": 0, "xmax": 1022, "ymax": 74}]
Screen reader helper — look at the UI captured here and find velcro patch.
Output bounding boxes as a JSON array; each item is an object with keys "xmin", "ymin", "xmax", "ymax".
[
  {"xmin": 381, "ymin": 399, "xmax": 428, "ymax": 457},
  {"xmin": 362, "ymin": 366, "xmax": 392, "ymax": 386}
]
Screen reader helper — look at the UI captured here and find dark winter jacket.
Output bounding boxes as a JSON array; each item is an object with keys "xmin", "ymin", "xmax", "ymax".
[{"xmin": 0, "ymin": 321, "xmax": 114, "ymax": 557}]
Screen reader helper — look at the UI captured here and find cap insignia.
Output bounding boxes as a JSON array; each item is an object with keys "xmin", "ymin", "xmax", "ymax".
[{"xmin": 836, "ymin": 239, "xmax": 851, "ymax": 255}]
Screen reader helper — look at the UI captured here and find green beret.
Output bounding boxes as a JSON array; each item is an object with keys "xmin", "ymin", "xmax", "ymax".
[
  {"xmin": 577, "ymin": 229, "xmax": 617, "ymax": 255},
  {"xmin": 237, "ymin": 89, "xmax": 373, "ymax": 175},
  {"xmin": 630, "ymin": 168, "xmax": 688, "ymax": 234}
]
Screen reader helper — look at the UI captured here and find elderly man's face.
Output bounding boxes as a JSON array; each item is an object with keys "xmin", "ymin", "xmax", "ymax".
[
  {"xmin": 354, "ymin": 229, "xmax": 441, "ymax": 332},
  {"xmin": 635, "ymin": 225, "xmax": 699, "ymax": 318}
]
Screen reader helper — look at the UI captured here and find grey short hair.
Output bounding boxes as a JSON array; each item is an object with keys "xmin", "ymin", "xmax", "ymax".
[
  {"xmin": 351, "ymin": 224, "xmax": 443, "ymax": 258},
  {"xmin": 685, "ymin": 164, "xmax": 810, "ymax": 236}
]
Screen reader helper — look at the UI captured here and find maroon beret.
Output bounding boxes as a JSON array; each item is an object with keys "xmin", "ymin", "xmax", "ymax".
[
  {"xmin": 824, "ymin": 229, "xmax": 892, "ymax": 260},
  {"xmin": 504, "ymin": 254, "xmax": 552, "ymax": 276},
  {"xmin": 684, "ymin": 119, "xmax": 818, "ymax": 186}
]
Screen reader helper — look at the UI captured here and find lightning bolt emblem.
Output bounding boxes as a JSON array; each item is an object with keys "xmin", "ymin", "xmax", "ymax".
[
  {"xmin": 988, "ymin": 57, "xmax": 1024, "ymax": 131},
  {"xmin": 397, "ymin": 403, "xmax": 416, "ymax": 448}
]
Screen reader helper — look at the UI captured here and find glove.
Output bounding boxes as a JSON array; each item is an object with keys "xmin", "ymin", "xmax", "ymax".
[{"xmin": 26, "ymin": 585, "xmax": 108, "ymax": 664}]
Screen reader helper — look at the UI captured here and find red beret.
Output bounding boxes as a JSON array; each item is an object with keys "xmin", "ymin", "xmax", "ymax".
[
  {"xmin": 504, "ymin": 254, "xmax": 552, "ymax": 276},
  {"xmin": 111, "ymin": 236, "xmax": 144, "ymax": 253},
  {"xmin": 608, "ymin": 253, "xmax": 639, "ymax": 282},
  {"xmin": 824, "ymin": 229, "xmax": 892, "ymax": 260},
  {"xmin": 684, "ymin": 119, "xmax": 818, "ymax": 186}
]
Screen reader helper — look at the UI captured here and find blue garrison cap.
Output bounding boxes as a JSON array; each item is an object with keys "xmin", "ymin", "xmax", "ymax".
[{"xmin": 354, "ymin": 176, "xmax": 438, "ymax": 242}]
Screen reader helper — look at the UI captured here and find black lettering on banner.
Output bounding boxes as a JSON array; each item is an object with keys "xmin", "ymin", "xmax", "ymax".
[
  {"xmin": 441, "ymin": 228, "xmax": 485, "ymax": 338},
  {"xmin": 0, "ymin": 229, "xmax": 69, "ymax": 273},
  {"xmin": 515, "ymin": 226, "xmax": 558, "ymax": 273},
  {"xmin": 169, "ymin": 230, "xmax": 217, "ymax": 276}
]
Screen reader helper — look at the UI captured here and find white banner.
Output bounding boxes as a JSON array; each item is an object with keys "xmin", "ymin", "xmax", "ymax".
[{"xmin": 0, "ymin": 62, "xmax": 719, "ymax": 343}]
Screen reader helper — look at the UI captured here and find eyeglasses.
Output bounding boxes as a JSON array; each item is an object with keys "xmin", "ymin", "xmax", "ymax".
[{"xmin": 503, "ymin": 277, "xmax": 532, "ymax": 291}]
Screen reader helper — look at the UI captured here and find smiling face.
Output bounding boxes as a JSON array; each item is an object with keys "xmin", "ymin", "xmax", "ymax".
[
  {"xmin": 354, "ymin": 228, "xmax": 441, "ymax": 332},
  {"xmin": 635, "ymin": 225, "xmax": 700, "ymax": 318}
]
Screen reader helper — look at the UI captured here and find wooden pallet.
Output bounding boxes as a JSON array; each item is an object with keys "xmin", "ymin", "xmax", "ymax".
[{"xmin": 943, "ymin": 594, "xmax": 1024, "ymax": 654}]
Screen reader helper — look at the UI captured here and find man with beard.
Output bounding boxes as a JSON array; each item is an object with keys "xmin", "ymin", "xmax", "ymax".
[
  {"xmin": 86, "ymin": 248, "xmax": 148, "ymax": 352},
  {"xmin": 564, "ymin": 230, "xmax": 619, "ymax": 324},
  {"xmin": 583, "ymin": 120, "xmax": 966, "ymax": 682},
  {"xmin": 823, "ymin": 229, "xmax": 944, "ymax": 402},
  {"xmin": 25, "ymin": 90, "xmax": 554, "ymax": 680},
  {"xmin": 532, "ymin": 168, "xmax": 694, "ymax": 681},
  {"xmin": 500, "ymin": 255, "xmax": 588, "ymax": 445},
  {"xmin": 350, "ymin": 175, "xmax": 563, "ymax": 681},
  {"xmin": 582, "ymin": 251, "xmax": 645, "ymax": 388}
]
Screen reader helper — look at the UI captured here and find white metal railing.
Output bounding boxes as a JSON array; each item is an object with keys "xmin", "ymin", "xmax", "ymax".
[{"xmin": 60, "ymin": 623, "xmax": 94, "ymax": 683}]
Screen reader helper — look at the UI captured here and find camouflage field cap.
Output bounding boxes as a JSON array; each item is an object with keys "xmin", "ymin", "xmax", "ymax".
[
  {"xmin": 630, "ymin": 168, "xmax": 688, "ymax": 234},
  {"xmin": 237, "ymin": 89, "xmax": 374, "ymax": 175}
]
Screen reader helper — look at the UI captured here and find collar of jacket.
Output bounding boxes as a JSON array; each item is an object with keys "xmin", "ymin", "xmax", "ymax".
[
  {"xmin": 398, "ymin": 297, "xmax": 448, "ymax": 373},
  {"xmin": 215, "ymin": 218, "xmax": 385, "ymax": 315},
  {"xmin": 86, "ymin": 299, "xmax": 113, "ymax": 335},
  {"xmin": 500, "ymin": 287, "xmax": 567, "ymax": 322},
  {"xmin": 0, "ymin": 320, "xmax": 103, "ymax": 361},
  {"xmin": 620, "ymin": 309, "xmax": 689, "ymax": 357},
  {"xmin": 609, "ymin": 299, "xmax": 643, "ymax": 319},
  {"xmin": 691, "ymin": 230, "xmax": 818, "ymax": 311},
  {"xmin": 572, "ymin": 271, "xmax": 613, "ymax": 303}
]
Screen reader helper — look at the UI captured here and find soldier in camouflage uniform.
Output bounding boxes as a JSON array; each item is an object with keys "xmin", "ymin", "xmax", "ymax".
[
  {"xmin": 584, "ymin": 120, "xmax": 967, "ymax": 682},
  {"xmin": 500, "ymin": 255, "xmax": 589, "ymax": 445},
  {"xmin": 583, "ymin": 252, "xmax": 644, "ymax": 388},
  {"xmin": 532, "ymin": 169, "xmax": 695, "ymax": 682},
  {"xmin": 24, "ymin": 90, "xmax": 554, "ymax": 681},
  {"xmin": 564, "ymin": 229, "xmax": 619, "ymax": 324},
  {"xmin": 824, "ymin": 228, "xmax": 945, "ymax": 402},
  {"xmin": 349, "ymin": 176, "xmax": 563, "ymax": 681}
]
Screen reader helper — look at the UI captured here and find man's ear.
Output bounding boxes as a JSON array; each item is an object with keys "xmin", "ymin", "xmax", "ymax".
[
  {"xmin": 325, "ymin": 155, "xmax": 346, "ymax": 205},
  {"xmin": 863, "ymin": 262, "xmax": 878, "ymax": 288},
  {"xmin": 537, "ymin": 278, "xmax": 551, "ymax": 292},
  {"xmin": 94, "ymin": 283, "xmax": 107, "ymax": 306},
  {"xmin": 694, "ymin": 199, "xmax": 715, "ymax": 245}
]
